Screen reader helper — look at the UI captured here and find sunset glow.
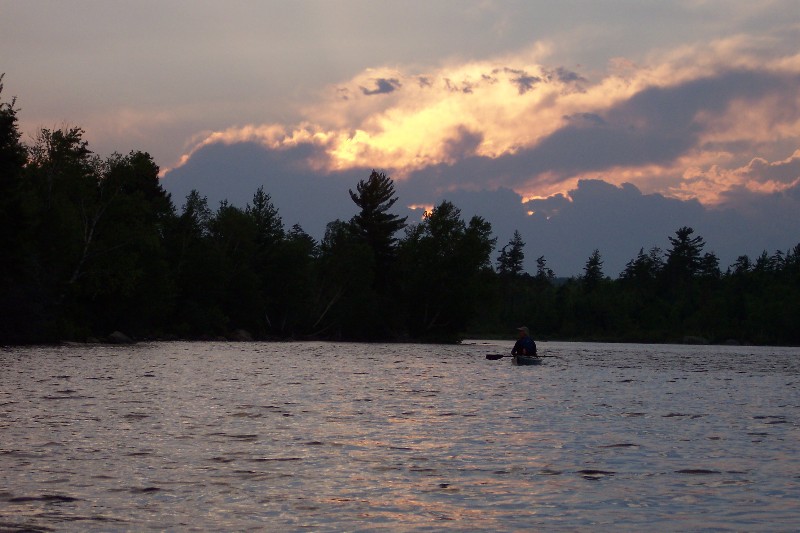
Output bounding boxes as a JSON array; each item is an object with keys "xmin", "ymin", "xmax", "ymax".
[
  {"xmin": 4, "ymin": 0, "xmax": 799, "ymax": 274},
  {"xmin": 169, "ymin": 39, "xmax": 800, "ymax": 210}
]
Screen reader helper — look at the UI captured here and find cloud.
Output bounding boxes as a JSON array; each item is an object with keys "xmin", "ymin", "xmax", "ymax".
[
  {"xmin": 741, "ymin": 150, "xmax": 800, "ymax": 185},
  {"xmin": 360, "ymin": 78, "xmax": 402, "ymax": 96},
  {"xmin": 162, "ymin": 142, "xmax": 800, "ymax": 277},
  {"xmin": 503, "ymin": 68, "xmax": 542, "ymax": 94},
  {"xmin": 161, "ymin": 35, "xmax": 800, "ymax": 274},
  {"xmin": 675, "ymin": 150, "xmax": 800, "ymax": 205},
  {"xmin": 512, "ymin": 178, "xmax": 800, "ymax": 276},
  {"xmin": 168, "ymin": 36, "xmax": 800, "ymax": 205},
  {"xmin": 550, "ymin": 66, "xmax": 586, "ymax": 84}
]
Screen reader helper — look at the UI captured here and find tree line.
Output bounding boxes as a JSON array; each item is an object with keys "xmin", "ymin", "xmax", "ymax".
[
  {"xmin": 484, "ymin": 228, "xmax": 800, "ymax": 345},
  {"xmin": 2, "ymin": 78, "xmax": 798, "ymax": 345}
]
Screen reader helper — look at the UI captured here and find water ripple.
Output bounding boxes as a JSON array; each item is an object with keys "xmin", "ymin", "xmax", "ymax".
[{"xmin": 1, "ymin": 340, "xmax": 798, "ymax": 530}]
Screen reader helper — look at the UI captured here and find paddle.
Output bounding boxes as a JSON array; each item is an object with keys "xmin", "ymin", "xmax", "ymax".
[{"xmin": 485, "ymin": 353, "xmax": 555, "ymax": 360}]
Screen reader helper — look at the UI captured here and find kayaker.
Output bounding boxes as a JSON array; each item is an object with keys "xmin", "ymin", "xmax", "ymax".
[{"xmin": 511, "ymin": 326, "xmax": 537, "ymax": 356}]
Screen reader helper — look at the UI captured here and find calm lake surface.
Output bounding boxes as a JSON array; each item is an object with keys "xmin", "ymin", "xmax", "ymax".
[{"xmin": 1, "ymin": 341, "xmax": 798, "ymax": 531}]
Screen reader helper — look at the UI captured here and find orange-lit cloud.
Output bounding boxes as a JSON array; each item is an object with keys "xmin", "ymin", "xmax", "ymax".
[
  {"xmin": 171, "ymin": 36, "xmax": 800, "ymax": 208},
  {"xmin": 674, "ymin": 150, "xmax": 800, "ymax": 204}
]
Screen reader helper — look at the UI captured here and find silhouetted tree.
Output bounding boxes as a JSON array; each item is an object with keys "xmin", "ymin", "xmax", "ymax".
[
  {"xmin": 399, "ymin": 201, "xmax": 495, "ymax": 341},
  {"xmin": 497, "ymin": 230, "xmax": 525, "ymax": 277},
  {"xmin": 582, "ymin": 249, "xmax": 605, "ymax": 291},
  {"xmin": 621, "ymin": 247, "xmax": 663, "ymax": 283},
  {"xmin": 349, "ymin": 170, "xmax": 407, "ymax": 280},
  {"xmin": 166, "ymin": 191, "xmax": 227, "ymax": 336},
  {"xmin": 535, "ymin": 256, "xmax": 555, "ymax": 282},
  {"xmin": 264, "ymin": 224, "xmax": 317, "ymax": 336},
  {"xmin": 314, "ymin": 220, "xmax": 377, "ymax": 339},
  {"xmin": 664, "ymin": 226, "xmax": 706, "ymax": 284},
  {"xmin": 247, "ymin": 186, "xmax": 284, "ymax": 248},
  {"xmin": 0, "ymin": 75, "xmax": 42, "ymax": 343},
  {"xmin": 75, "ymin": 151, "xmax": 175, "ymax": 336},
  {"xmin": 211, "ymin": 200, "xmax": 261, "ymax": 333},
  {"xmin": 525, "ymin": 255, "xmax": 558, "ymax": 336},
  {"xmin": 730, "ymin": 255, "xmax": 752, "ymax": 276},
  {"xmin": 348, "ymin": 170, "xmax": 408, "ymax": 337},
  {"xmin": 0, "ymin": 74, "xmax": 26, "ymax": 182}
]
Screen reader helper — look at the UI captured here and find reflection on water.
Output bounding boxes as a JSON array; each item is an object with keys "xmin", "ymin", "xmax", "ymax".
[{"xmin": 1, "ymin": 341, "xmax": 798, "ymax": 530}]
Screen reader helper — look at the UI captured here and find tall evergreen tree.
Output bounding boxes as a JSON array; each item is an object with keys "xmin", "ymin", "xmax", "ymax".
[
  {"xmin": 497, "ymin": 230, "xmax": 526, "ymax": 277},
  {"xmin": 535, "ymin": 256, "xmax": 555, "ymax": 281},
  {"xmin": 730, "ymin": 255, "xmax": 752, "ymax": 275},
  {"xmin": 665, "ymin": 226, "xmax": 706, "ymax": 284},
  {"xmin": 348, "ymin": 170, "xmax": 408, "ymax": 337},
  {"xmin": 349, "ymin": 170, "xmax": 407, "ymax": 278},
  {"xmin": 247, "ymin": 186, "xmax": 284, "ymax": 248},
  {"xmin": 697, "ymin": 252, "xmax": 721, "ymax": 279},
  {"xmin": 582, "ymin": 249, "xmax": 605, "ymax": 291}
]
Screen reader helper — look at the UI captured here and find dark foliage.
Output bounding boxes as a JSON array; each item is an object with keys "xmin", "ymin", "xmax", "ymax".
[
  {"xmin": 497, "ymin": 230, "xmax": 525, "ymax": 277},
  {"xmin": 346, "ymin": 169, "xmax": 409, "ymax": 338},
  {"xmin": 472, "ymin": 228, "xmax": 800, "ymax": 346},
  {"xmin": 399, "ymin": 201, "xmax": 495, "ymax": 342}
]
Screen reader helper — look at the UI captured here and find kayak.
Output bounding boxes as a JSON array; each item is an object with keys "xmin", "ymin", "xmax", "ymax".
[{"xmin": 512, "ymin": 354, "xmax": 542, "ymax": 366}]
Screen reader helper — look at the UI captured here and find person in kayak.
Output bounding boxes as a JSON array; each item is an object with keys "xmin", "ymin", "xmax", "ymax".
[{"xmin": 512, "ymin": 326, "xmax": 537, "ymax": 356}]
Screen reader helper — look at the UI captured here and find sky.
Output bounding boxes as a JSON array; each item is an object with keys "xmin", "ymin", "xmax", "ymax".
[{"xmin": 2, "ymin": 0, "xmax": 799, "ymax": 276}]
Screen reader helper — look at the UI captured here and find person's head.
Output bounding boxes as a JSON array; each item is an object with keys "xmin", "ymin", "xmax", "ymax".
[{"xmin": 517, "ymin": 326, "xmax": 529, "ymax": 337}]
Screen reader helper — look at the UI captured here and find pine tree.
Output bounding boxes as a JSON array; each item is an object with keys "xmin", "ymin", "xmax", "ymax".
[
  {"xmin": 583, "ymin": 249, "xmax": 605, "ymax": 291},
  {"xmin": 497, "ymin": 230, "xmax": 525, "ymax": 277},
  {"xmin": 349, "ymin": 170, "xmax": 407, "ymax": 283},
  {"xmin": 535, "ymin": 256, "xmax": 555, "ymax": 281},
  {"xmin": 665, "ymin": 226, "xmax": 706, "ymax": 283}
]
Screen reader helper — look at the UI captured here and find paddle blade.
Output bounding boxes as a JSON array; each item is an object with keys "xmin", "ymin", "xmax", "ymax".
[{"xmin": 485, "ymin": 353, "xmax": 506, "ymax": 360}]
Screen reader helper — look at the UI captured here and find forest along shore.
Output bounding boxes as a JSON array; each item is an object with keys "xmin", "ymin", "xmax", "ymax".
[{"xmin": 2, "ymin": 80, "xmax": 799, "ymax": 347}]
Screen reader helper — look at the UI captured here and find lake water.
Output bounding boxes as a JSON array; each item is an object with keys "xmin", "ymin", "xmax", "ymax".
[{"xmin": 1, "ymin": 341, "xmax": 798, "ymax": 531}]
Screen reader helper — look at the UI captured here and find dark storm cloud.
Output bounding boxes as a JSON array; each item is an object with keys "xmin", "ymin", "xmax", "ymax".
[
  {"xmin": 548, "ymin": 67, "xmax": 586, "ymax": 84},
  {"xmin": 162, "ymin": 141, "xmax": 372, "ymax": 238},
  {"xmin": 443, "ymin": 78, "xmax": 478, "ymax": 94},
  {"xmin": 522, "ymin": 180, "xmax": 708, "ymax": 275},
  {"xmin": 400, "ymin": 178, "xmax": 709, "ymax": 276},
  {"xmin": 442, "ymin": 127, "xmax": 484, "ymax": 160},
  {"xmin": 360, "ymin": 78, "xmax": 402, "ymax": 95},
  {"xmin": 398, "ymin": 176, "xmax": 800, "ymax": 277},
  {"xmin": 516, "ymin": 179, "xmax": 800, "ymax": 277},
  {"xmin": 162, "ymin": 140, "xmax": 800, "ymax": 276},
  {"xmin": 503, "ymin": 68, "xmax": 541, "ymax": 94},
  {"xmin": 563, "ymin": 113, "xmax": 606, "ymax": 127}
]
